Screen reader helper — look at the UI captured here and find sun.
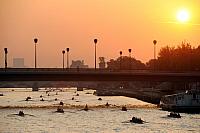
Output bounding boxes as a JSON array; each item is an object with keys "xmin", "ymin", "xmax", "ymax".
[{"xmin": 177, "ymin": 9, "xmax": 190, "ymax": 23}]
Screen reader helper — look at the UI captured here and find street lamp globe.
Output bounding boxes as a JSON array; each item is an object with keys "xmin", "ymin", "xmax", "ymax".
[
  {"xmin": 94, "ymin": 39, "xmax": 98, "ymax": 44},
  {"xmin": 34, "ymin": 38, "xmax": 38, "ymax": 44},
  {"xmin": 153, "ymin": 40, "xmax": 157, "ymax": 45}
]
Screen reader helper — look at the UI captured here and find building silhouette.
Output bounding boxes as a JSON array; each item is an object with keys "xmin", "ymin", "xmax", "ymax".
[
  {"xmin": 13, "ymin": 58, "xmax": 25, "ymax": 68},
  {"xmin": 70, "ymin": 60, "xmax": 88, "ymax": 68},
  {"xmin": 99, "ymin": 57, "xmax": 106, "ymax": 68}
]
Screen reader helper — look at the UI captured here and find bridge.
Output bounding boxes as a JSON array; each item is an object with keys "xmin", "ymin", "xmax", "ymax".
[{"xmin": 1, "ymin": 68, "xmax": 200, "ymax": 82}]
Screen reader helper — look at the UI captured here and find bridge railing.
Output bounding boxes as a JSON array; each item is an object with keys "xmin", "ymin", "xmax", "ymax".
[{"xmin": 0, "ymin": 68, "xmax": 200, "ymax": 74}]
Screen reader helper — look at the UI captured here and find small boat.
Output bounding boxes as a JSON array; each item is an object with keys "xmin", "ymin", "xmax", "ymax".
[
  {"xmin": 130, "ymin": 117, "xmax": 144, "ymax": 124},
  {"xmin": 59, "ymin": 101, "xmax": 64, "ymax": 106},
  {"xmin": 168, "ymin": 112, "xmax": 181, "ymax": 118},
  {"xmin": 40, "ymin": 98, "xmax": 44, "ymax": 101},
  {"xmin": 56, "ymin": 108, "xmax": 64, "ymax": 113},
  {"xmin": 105, "ymin": 102, "xmax": 110, "ymax": 106},
  {"xmin": 56, "ymin": 107, "xmax": 64, "ymax": 113},
  {"xmin": 121, "ymin": 106, "xmax": 127, "ymax": 111},
  {"xmin": 18, "ymin": 111, "xmax": 25, "ymax": 116},
  {"xmin": 98, "ymin": 98, "xmax": 102, "ymax": 101},
  {"xmin": 83, "ymin": 104, "xmax": 89, "ymax": 111},
  {"xmin": 77, "ymin": 87, "xmax": 83, "ymax": 91},
  {"xmin": 160, "ymin": 90, "xmax": 200, "ymax": 113},
  {"xmin": 25, "ymin": 96, "xmax": 31, "ymax": 101}
]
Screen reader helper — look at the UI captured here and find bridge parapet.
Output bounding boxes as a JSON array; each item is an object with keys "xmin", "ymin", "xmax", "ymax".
[{"xmin": 0, "ymin": 68, "xmax": 200, "ymax": 82}]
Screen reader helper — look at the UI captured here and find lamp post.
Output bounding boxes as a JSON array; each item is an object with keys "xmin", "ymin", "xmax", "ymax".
[
  {"xmin": 34, "ymin": 38, "xmax": 38, "ymax": 68},
  {"xmin": 62, "ymin": 50, "xmax": 65, "ymax": 69},
  {"xmin": 66, "ymin": 48, "xmax": 69, "ymax": 68},
  {"xmin": 94, "ymin": 39, "xmax": 98, "ymax": 69},
  {"xmin": 120, "ymin": 51, "xmax": 122, "ymax": 70},
  {"xmin": 128, "ymin": 49, "xmax": 132, "ymax": 70},
  {"xmin": 4, "ymin": 48, "xmax": 8, "ymax": 69},
  {"xmin": 153, "ymin": 40, "xmax": 157, "ymax": 70}
]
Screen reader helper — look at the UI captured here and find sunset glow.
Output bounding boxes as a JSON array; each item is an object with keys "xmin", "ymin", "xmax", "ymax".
[
  {"xmin": 0, "ymin": 0, "xmax": 200, "ymax": 68},
  {"xmin": 1, "ymin": 1, "xmax": 200, "ymax": 132},
  {"xmin": 177, "ymin": 9, "xmax": 190, "ymax": 23}
]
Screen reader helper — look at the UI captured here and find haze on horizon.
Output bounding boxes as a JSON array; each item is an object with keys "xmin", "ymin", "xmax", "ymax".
[{"xmin": 0, "ymin": 0, "xmax": 200, "ymax": 68}]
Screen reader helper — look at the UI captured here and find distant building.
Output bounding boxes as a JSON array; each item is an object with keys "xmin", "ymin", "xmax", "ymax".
[
  {"xmin": 13, "ymin": 58, "xmax": 25, "ymax": 68},
  {"xmin": 70, "ymin": 60, "xmax": 88, "ymax": 68},
  {"xmin": 99, "ymin": 57, "xmax": 106, "ymax": 68}
]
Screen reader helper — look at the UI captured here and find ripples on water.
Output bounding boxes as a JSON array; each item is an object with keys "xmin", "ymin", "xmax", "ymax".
[{"xmin": 0, "ymin": 88, "xmax": 200, "ymax": 133}]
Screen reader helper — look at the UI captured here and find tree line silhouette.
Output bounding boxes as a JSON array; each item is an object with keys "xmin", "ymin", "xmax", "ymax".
[
  {"xmin": 107, "ymin": 42, "xmax": 200, "ymax": 71},
  {"xmin": 107, "ymin": 56, "xmax": 146, "ymax": 70}
]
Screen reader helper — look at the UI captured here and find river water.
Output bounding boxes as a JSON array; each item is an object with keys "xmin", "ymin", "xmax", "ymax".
[{"xmin": 0, "ymin": 88, "xmax": 199, "ymax": 133}]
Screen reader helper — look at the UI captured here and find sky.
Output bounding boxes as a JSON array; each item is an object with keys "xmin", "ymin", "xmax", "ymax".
[{"xmin": 0, "ymin": 0, "xmax": 200, "ymax": 68}]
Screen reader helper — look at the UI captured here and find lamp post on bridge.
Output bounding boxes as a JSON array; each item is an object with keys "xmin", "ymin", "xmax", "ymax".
[
  {"xmin": 153, "ymin": 40, "xmax": 157, "ymax": 71},
  {"xmin": 94, "ymin": 39, "xmax": 98, "ymax": 70},
  {"xmin": 62, "ymin": 50, "xmax": 65, "ymax": 69},
  {"xmin": 128, "ymin": 49, "xmax": 132, "ymax": 70},
  {"xmin": 34, "ymin": 38, "xmax": 38, "ymax": 68},
  {"xmin": 4, "ymin": 48, "xmax": 8, "ymax": 69},
  {"xmin": 120, "ymin": 51, "xmax": 122, "ymax": 70},
  {"xmin": 66, "ymin": 48, "xmax": 69, "ymax": 68}
]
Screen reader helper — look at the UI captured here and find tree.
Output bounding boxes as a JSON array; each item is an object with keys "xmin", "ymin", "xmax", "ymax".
[
  {"xmin": 147, "ymin": 42, "xmax": 200, "ymax": 71},
  {"xmin": 107, "ymin": 56, "xmax": 146, "ymax": 70}
]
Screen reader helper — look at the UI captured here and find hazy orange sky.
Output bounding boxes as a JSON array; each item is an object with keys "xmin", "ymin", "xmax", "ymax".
[{"xmin": 1, "ymin": 0, "xmax": 200, "ymax": 68}]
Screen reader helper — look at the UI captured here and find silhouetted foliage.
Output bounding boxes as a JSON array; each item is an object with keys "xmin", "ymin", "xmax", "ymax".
[
  {"xmin": 107, "ymin": 56, "xmax": 146, "ymax": 70},
  {"xmin": 146, "ymin": 42, "xmax": 200, "ymax": 71}
]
